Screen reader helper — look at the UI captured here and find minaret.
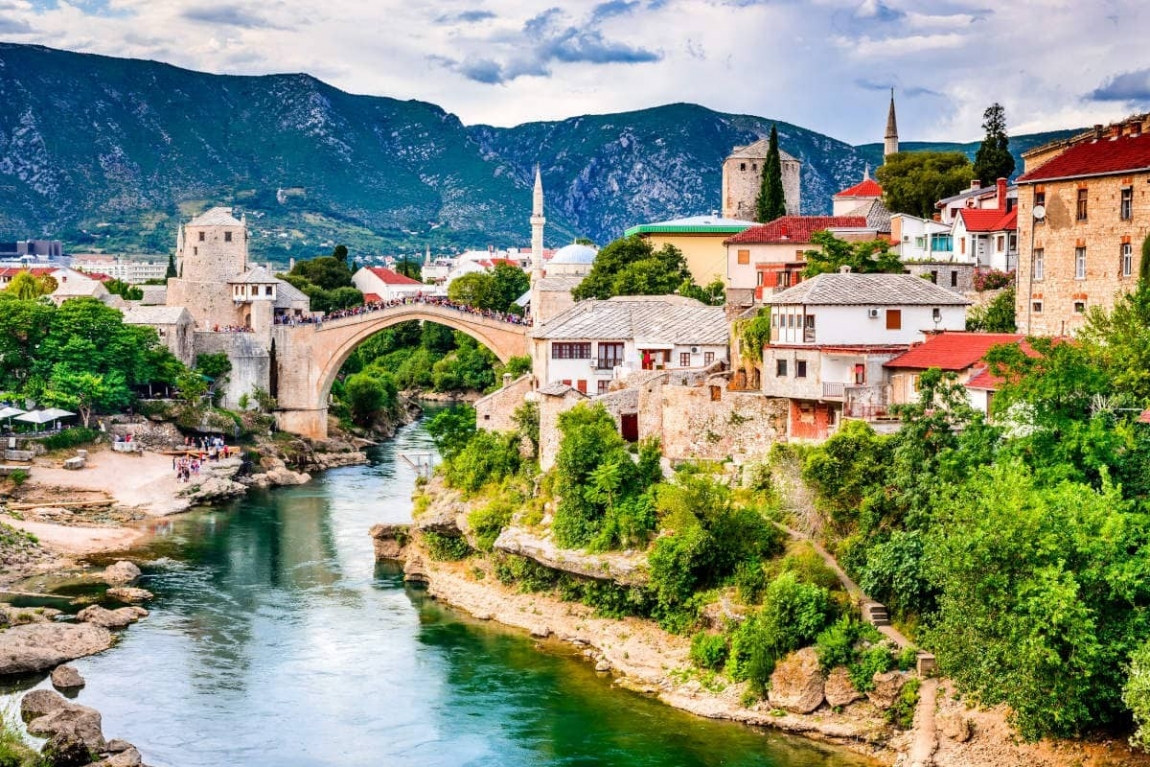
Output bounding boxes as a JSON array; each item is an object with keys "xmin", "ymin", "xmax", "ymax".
[
  {"xmin": 884, "ymin": 88, "xmax": 899, "ymax": 159},
  {"xmin": 530, "ymin": 165, "xmax": 545, "ymax": 281}
]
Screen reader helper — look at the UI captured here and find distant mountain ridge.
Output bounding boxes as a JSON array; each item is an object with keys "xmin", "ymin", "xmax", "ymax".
[{"xmin": 0, "ymin": 43, "xmax": 1077, "ymax": 260}]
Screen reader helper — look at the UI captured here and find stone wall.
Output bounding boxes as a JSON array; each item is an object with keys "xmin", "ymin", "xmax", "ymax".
[
  {"xmin": 538, "ymin": 389, "xmax": 587, "ymax": 471},
  {"xmin": 903, "ymin": 262, "xmax": 976, "ymax": 294},
  {"xmin": 722, "ymin": 154, "xmax": 802, "ymax": 220},
  {"xmin": 475, "ymin": 375, "xmax": 533, "ymax": 433},
  {"xmin": 193, "ymin": 332, "xmax": 270, "ymax": 410},
  {"xmin": 653, "ymin": 385, "xmax": 788, "ymax": 462}
]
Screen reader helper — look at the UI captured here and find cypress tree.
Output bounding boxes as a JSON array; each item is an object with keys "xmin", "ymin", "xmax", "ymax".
[
  {"xmin": 1140, "ymin": 234, "xmax": 1150, "ymax": 285},
  {"xmin": 755, "ymin": 125, "xmax": 787, "ymax": 223},
  {"xmin": 165, "ymin": 253, "xmax": 177, "ymax": 280},
  {"xmin": 972, "ymin": 103, "xmax": 1016, "ymax": 186}
]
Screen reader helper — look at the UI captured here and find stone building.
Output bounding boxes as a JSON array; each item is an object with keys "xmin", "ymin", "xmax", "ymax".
[
  {"xmin": 122, "ymin": 305, "xmax": 197, "ymax": 366},
  {"xmin": 1014, "ymin": 114, "xmax": 1150, "ymax": 336},
  {"xmin": 721, "ymin": 139, "xmax": 802, "ymax": 221},
  {"xmin": 166, "ymin": 207, "xmax": 254, "ymax": 332}
]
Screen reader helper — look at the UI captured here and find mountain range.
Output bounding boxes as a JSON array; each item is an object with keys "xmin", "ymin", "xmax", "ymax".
[{"xmin": 0, "ymin": 43, "xmax": 1077, "ymax": 261}]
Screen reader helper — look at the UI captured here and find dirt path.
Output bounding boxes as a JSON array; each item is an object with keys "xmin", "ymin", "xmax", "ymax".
[
  {"xmin": 907, "ymin": 678, "xmax": 938, "ymax": 767},
  {"xmin": 20, "ymin": 447, "xmax": 190, "ymax": 516}
]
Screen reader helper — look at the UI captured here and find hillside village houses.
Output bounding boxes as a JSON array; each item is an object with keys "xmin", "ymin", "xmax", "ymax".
[
  {"xmin": 352, "ymin": 266, "xmax": 427, "ymax": 303},
  {"xmin": 1015, "ymin": 113, "xmax": 1150, "ymax": 336}
]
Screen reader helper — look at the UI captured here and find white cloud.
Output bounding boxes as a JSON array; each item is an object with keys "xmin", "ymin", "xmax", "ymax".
[{"xmin": 1, "ymin": 0, "xmax": 1147, "ymax": 144}]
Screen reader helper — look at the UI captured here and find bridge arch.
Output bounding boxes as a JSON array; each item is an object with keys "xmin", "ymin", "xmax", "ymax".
[{"xmin": 272, "ymin": 303, "xmax": 530, "ymax": 438}]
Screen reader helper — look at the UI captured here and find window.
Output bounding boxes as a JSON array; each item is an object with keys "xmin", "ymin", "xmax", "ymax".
[
  {"xmin": 1122, "ymin": 243, "xmax": 1134, "ymax": 277},
  {"xmin": 1075, "ymin": 247, "xmax": 1087, "ymax": 280},
  {"xmin": 779, "ymin": 271, "xmax": 793, "ymax": 289},
  {"xmin": 193, "ymin": 247, "xmax": 198, "ymax": 256},
  {"xmin": 1035, "ymin": 189, "xmax": 1046, "ymax": 208},
  {"xmin": 225, "ymin": 231, "xmax": 233, "ymax": 243},
  {"xmin": 929, "ymin": 270, "xmax": 938, "ymax": 284},
  {"xmin": 776, "ymin": 359, "xmax": 788, "ymax": 377},
  {"xmin": 737, "ymin": 249, "xmax": 750, "ymax": 265},
  {"xmin": 1121, "ymin": 187, "xmax": 1134, "ymax": 221},
  {"xmin": 1074, "ymin": 301, "xmax": 1086, "ymax": 314},
  {"xmin": 886, "ymin": 309, "xmax": 902, "ymax": 330},
  {"xmin": 950, "ymin": 270, "xmax": 958, "ymax": 288},
  {"xmin": 739, "ymin": 162, "xmax": 746, "ymax": 171},
  {"xmin": 996, "ymin": 235, "xmax": 1005, "ymax": 252},
  {"xmin": 756, "ymin": 272, "xmax": 764, "ymax": 286},
  {"xmin": 1032, "ymin": 248, "xmax": 1044, "ymax": 280},
  {"xmin": 930, "ymin": 234, "xmax": 953, "ymax": 252},
  {"xmin": 597, "ymin": 342, "xmax": 624, "ymax": 370},
  {"xmin": 1032, "ymin": 301, "xmax": 1043, "ymax": 314},
  {"xmin": 198, "ymin": 231, "xmax": 205, "ymax": 242},
  {"xmin": 597, "ymin": 381, "xmax": 609, "ymax": 395},
  {"xmin": 552, "ymin": 342, "xmax": 591, "ymax": 359},
  {"xmin": 853, "ymin": 364, "xmax": 866, "ymax": 385},
  {"xmin": 264, "ymin": 285, "xmax": 273, "ymax": 296},
  {"xmin": 680, "ymin": 352, "xmax": 691, "ymax": 367},
  {"xmin": 914, "ymin": 236, "xmax": 925, "ymax": 249},
  {"xmin": 752, "ymin": 163, "xmax": 758, "ymax": 171},
  {"xmin": 704, "ymin": 351, "xmax": 715, "ymax": 365},
  {"xmin": 795, "ymin": 360, "xmax": 808, "ymax": 378},
  {"xmin": 1077, "ymin": 188, "xmax": 1088, "ymax": 221}
]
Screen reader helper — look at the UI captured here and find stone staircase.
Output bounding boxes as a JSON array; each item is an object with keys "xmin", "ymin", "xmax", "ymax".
[{"xmin": 864, "ymin": 601, "xmax": 891, "ymax": 627}]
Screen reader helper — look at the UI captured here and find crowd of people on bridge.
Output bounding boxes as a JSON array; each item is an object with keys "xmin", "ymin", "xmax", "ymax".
[{"xmin": 273, "ymin": 294, "xmax": 530, "ymax": 327}]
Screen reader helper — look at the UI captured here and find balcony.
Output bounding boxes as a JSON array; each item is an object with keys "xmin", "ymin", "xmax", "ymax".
[{"xmin": 822, "ymin": 382, "xmax": 845, "ymax": 400}]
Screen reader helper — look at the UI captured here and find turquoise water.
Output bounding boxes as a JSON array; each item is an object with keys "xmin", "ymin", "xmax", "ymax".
[{"xmin": 8, "ymin": 418, "xmax": 871, "ymax": 767}]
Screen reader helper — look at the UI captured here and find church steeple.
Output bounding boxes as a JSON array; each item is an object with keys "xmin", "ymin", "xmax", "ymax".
[
  {"xmin": 530, "ymin": 165, "xmax": 545, "ymax": 281},
  {"xmin": 884, "ymin": 88, "xmax": 899, "ymax": 159}
]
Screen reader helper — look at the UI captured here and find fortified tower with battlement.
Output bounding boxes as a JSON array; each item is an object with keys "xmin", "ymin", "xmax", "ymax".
[{"xmin": 166, "ymin": 207, "xmax": 256, "ymax": 332}]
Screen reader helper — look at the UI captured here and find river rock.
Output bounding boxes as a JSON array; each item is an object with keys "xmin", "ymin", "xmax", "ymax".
[
  {"xmin": 180, "ymin": 476, "xmax": 247, "ymax": 504},
  {"xmin": 22, "ymin": 689, "xmax": 70, "ymax": 721},
  {"xmin": 101, "ymin": 560, "xmax": 141, "ymax": 585},
  {"xmin": 369, "ymin": 524, "xmax": 410, "ymax": 560},
  {"xmin": 767, "ymin": 647, "xmax": 825, "ymax": 714},
  {"xmin": 0, "ymin": 623, "xmax": 114, "ymax": 675},
  {"xmin": 595, "ymin": 659, "xmax": 611, "ymax": 672},
  {"xmin": 91, "ymin": 744, "xmax": 142, "ymax": 767},
  {"xmin": 265, "ymin": 465, "xmax": 311, "ymax": 486},
  {"xmin": 24, "ymin": 691, "xmax": 105, "ymax": 751},
  {"xmin": 77, "ymin": 605, "xmax": 147, "ymax": 629},
  {"xmin": 105, "ymin": 587, "xmax": 154, "ymax": 603},
  {"xmin": 42, "ymin": 733, "xmax": 94, "ymax": 767},
  {"xmin": 51, "ymin": 665, "xmax": 85, "ymax": 690},
  {"xmin": 824, "ymin": 666, "xmax": 863, "ymax": 707},
  {"xmin": 866, "ymin": 670, "xmax": 908, "ymax": 710}
]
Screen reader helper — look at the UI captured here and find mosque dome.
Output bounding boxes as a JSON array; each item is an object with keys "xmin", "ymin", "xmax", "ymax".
[{"xmin": 550, "ymin": 243, "xmax": 597, "ymax": 265}]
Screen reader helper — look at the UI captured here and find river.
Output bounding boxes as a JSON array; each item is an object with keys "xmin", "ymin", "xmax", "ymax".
[{"xmin": 6, "ymin": 416, "xmax": 871, "ymax": 767}]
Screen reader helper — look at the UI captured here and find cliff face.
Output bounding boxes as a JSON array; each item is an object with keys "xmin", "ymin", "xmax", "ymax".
[{"xmin": 0, "ymin": 44, "xmax": 1074, "ymax": 258}]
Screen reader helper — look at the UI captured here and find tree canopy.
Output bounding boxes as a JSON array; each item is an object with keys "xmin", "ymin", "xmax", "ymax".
[
  {"xmin": 447, "ymin": 263, "xmax": 528, "ymax": 313},
  {"xmin": 802, "ymin": 231, "xmax": 903, "ymax": 277},
  {"xmin": 755, "ymin": 125, "xmax": 787, "ymax": 223},
  {"xmin": 281, "ymin": 245, "xmax": 363, "ymax": 314},
  {"xmin": 876, "ymin": 151, "xmax": 974, "ymax": 219},
  {"xmin": 571, "ymin": 236, "xmax": 694, "ymax": 301},
  {"xmin": 3, "ymin": 271, "xmax": 55, "ymax": 300},
  {"xmin": 972, "ymin": 103, "xmax": 1016, "ymax": 186}
]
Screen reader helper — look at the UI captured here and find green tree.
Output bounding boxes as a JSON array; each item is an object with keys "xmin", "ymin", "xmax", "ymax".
[
  {"xmin": 448, "ymin": 272, "xmax": 498, "ymax": 309},
  {"xmin": 104, "ymin": 278, "xmax": 143, "ymax": 301},
  {"xmin": 427, "ymin": 404, "xmax": 477, "ymax": 460},
  {"xmin": 877, "ymin": 151, "xmax": 975, "ymax": 218},
  {"xmin": 1141, "ymin": 234, "xmax": 1150, "ymax": 284},
  {"xmin": 802, "ymin": 230, "xmax": 904, "ymax": 277},
  {"xmin": 3, "ymin": 271, "xmax": 53, "ymax": 300},
  {"xmin": 394, "ymin": 258, "xmax": 422, "ymax": 281},
  {"xmin": 0, "ymin": 298, "xmax": 53, "ymax": 390},
  {"xmin": 572, "ymin": 236, "xmax": 694, "ymax": 301},
  {"xmin": 755, "ymin": 124, "xmax": 787, "ymax": 223},
  {"xmin": 43, "ymin": 368, "xmax": 128, "ymax": 427},
  {"xmin": 965, "ymin": 287, "xmax": 1017, "ymax": 332},
  {"xmin": 972, "ymin": 103, "xmax": 1016, "ymax": 187},
  {"xmin": 489, "ymin": 263, "xmax": 530, "ymax": 312},
  {"xmin": 165, "ymin": 253, "xmax": 177, "ymax": 279},
  {"xmin": 332, "ymin": 244, "xmax": 350, "ymax": 269},
  {"xmin": 343, "ymin": 370, "xmax": 397, "ymax": 425}
]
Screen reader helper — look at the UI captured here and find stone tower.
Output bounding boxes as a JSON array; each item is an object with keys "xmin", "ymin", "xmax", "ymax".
[
  {"xmin": 530, "ymin": 166, "xmax": 545, "ymax": 281},
  {"xmin": 721, "ymin": 140, "xmax": 802, "ymax": 221},
  {"xmin": 165, "ymin": 206, "xmax": 252, "ymax": 330},
  {"xmin": 884, "ymin": 89, "xmax": 899, "ymax": 159}
]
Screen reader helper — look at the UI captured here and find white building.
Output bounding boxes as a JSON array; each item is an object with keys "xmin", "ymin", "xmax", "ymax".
[
  {"xmin": 531, "ymin": 296, "xmax": 729, "ymax": 394},
  {"xmin": 71, "ymin": 255, "xmax": 169, "ymax": 284},
  {"xmin": 546, "ymin": 243, "xmax": 597, "ymax": 276},
  {"xmin": 352, "ymin": 266, "xmax": 429, "ymax": 302},
  {"xmin": 758, "ymin": 272, "xmax": 969, "ymax": 440},
  {"xmin": 890, "ymin": 214, "xmax": 954, "ymax": 261},
  {"xmin": 951, "ymin": 208, "xmax": 1018, "ymax": 272},
  {"xmin": 936, "ymin": 177, "xmax": 1016, "ymax": 225}
]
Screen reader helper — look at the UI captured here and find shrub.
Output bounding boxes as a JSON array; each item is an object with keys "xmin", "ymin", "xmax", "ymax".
[
  {"xmin": 1125, "ymin": 639, "xmax": 1150, "ymax": 752},
  {"xmin": 690, "ymin": 631, "xmax": 730, "ymax": 671},
  {"xmin": 815, "ymin": 615, "xmax": 866, "ymax": 672},
  {"xmin": 40, "ymin": 427, "xmax": 101, "ymax": 451},
  {"xmin": 442, "ymin": 430, "xmax": 521, "ymax": 494},
  {"xmin": 849, "ymin": 644, "xmax": 895, "ymax": 693},
  {"xmin": 889, "ymin": 677, "xmax": 921, "ymax": 729},
  {"xmin": 422, "ymin": 531, "xmax": 472, "ymax": 561},
  {"xmin": 973, "ymin": 268, "xmax": 1015, "ymax": 291},
  {"xmin": 734, "ymin": 560, "xmax": 767, "ymax": 604},
  {"xmin": 467, "ymin": 491, "xmax": 517, "ymax": 552}
]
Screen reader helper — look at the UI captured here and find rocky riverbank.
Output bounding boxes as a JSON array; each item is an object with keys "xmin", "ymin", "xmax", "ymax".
[{"xmin": 372, "ymin": 479, "xmax": 1150, "ymax": 767}]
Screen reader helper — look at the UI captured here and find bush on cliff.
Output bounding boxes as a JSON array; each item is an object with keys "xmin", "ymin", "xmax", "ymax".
[{"xmin": 441, "ymin": 429, "xmax": 521, "ymax": 494}]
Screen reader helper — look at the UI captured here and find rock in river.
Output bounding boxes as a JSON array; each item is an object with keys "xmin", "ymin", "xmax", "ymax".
[
  {"xmin": 51, "ymin": 664, "xmax": 86, "ymax": 690},
  {"xmin": 0, "ymin": 623, "xmax": 114, "ymax": 676},
  {"xmin": 101, "ymin": 560, "xmax": 141, "ymax": 585},
  {"xmin": 21, "ymin": 689, "xmax": 106, "ymax": 751},
  {"xmin": 77, "ymin": 605, "xmax": 148, "ymax": 629},
  {"xmin": 105, "ymin": 587, "xmax": 153, "ymax": 603}
]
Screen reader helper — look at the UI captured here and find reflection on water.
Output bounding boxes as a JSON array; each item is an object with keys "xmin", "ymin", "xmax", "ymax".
[{"xmin": 2, "ymin": 416, "xmax": 872, "ymax": 767}]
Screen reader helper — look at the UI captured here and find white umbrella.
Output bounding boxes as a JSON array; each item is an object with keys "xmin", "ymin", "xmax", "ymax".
[
  {"xmin": 0, "ymin": 406, "xmax": 26, "ymax": 419},
  {"xmin": 39, "ymin": 408, "xmax": 75, "ymax": 420},
  {"xmin": 14, "ymin": 410, "xmax": 57, "ymax": 425}
]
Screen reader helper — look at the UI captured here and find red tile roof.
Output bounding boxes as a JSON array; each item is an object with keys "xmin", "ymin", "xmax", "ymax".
[
  {"xmin": 884, "ymin": 332, "xmax": 1025, "ymax": 371},
  {"xmin": 966, "ymin": 365, "xmax": 1004, "ymax": 391},
  {"xmin": 366, "ymin": 267, "xmax": 422, "ymax": 286},
  {"xmin": 724, "ymin": 216, "xmax": 870, "ymax": 245},
  {"xmin": 957, "ymin": 208, "xmax": 1017, "ymax": 233},
  {"xmin": 363, "ymin": 293, "xmax": 382, "ymax": 303},
  {"xmin": 835, "ymin": 177, "xmax": 883, "ymax": 198},
  {"xmin": 1018, "ymin": 132, "xmax": 1150, "ymax": 183},
  {"xmin": 0, "ymin": 267, "xmax": 57, "ymax": 279}
]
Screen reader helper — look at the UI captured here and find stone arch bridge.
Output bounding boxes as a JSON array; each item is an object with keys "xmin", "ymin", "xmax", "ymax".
[{"xmin": 271, "ymin": 303, "xmax": 529, "ymax": 438}]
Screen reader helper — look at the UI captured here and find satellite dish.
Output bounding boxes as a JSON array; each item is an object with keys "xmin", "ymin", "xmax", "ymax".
[{"xmin": 1032, "ymin": 204, "xmax": 1046, "ymax": 221}]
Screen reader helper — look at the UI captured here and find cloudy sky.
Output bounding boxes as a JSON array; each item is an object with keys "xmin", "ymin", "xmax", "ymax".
[{"xmin": 1, "ymin": 0, "xmax": 1147, "ymax": 144}]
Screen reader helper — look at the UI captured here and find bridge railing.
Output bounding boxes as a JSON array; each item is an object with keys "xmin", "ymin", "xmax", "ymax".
[{"xmin": 275, "ymin": 295, "xmax": 531, "ymax": 329}]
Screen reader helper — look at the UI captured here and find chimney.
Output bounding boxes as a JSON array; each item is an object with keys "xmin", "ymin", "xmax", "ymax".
[
  {"xmin": 1131, "ymin": 119, "xmax": 1144, "ymax": 138},
  {"xmin": 970, "ymin": 179, "xmax": 982, "ymax": 190},
  {"xmin": 839, "ymin": 265, "xmax": 852, "ymax": 274},
  {"xmin": 997, "ymin": 177, "xmax": 1008, "ymax": 211},
  {"xmin": 1094, "ymin": 124, "xmax": 1104, "ymax": 139}
]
